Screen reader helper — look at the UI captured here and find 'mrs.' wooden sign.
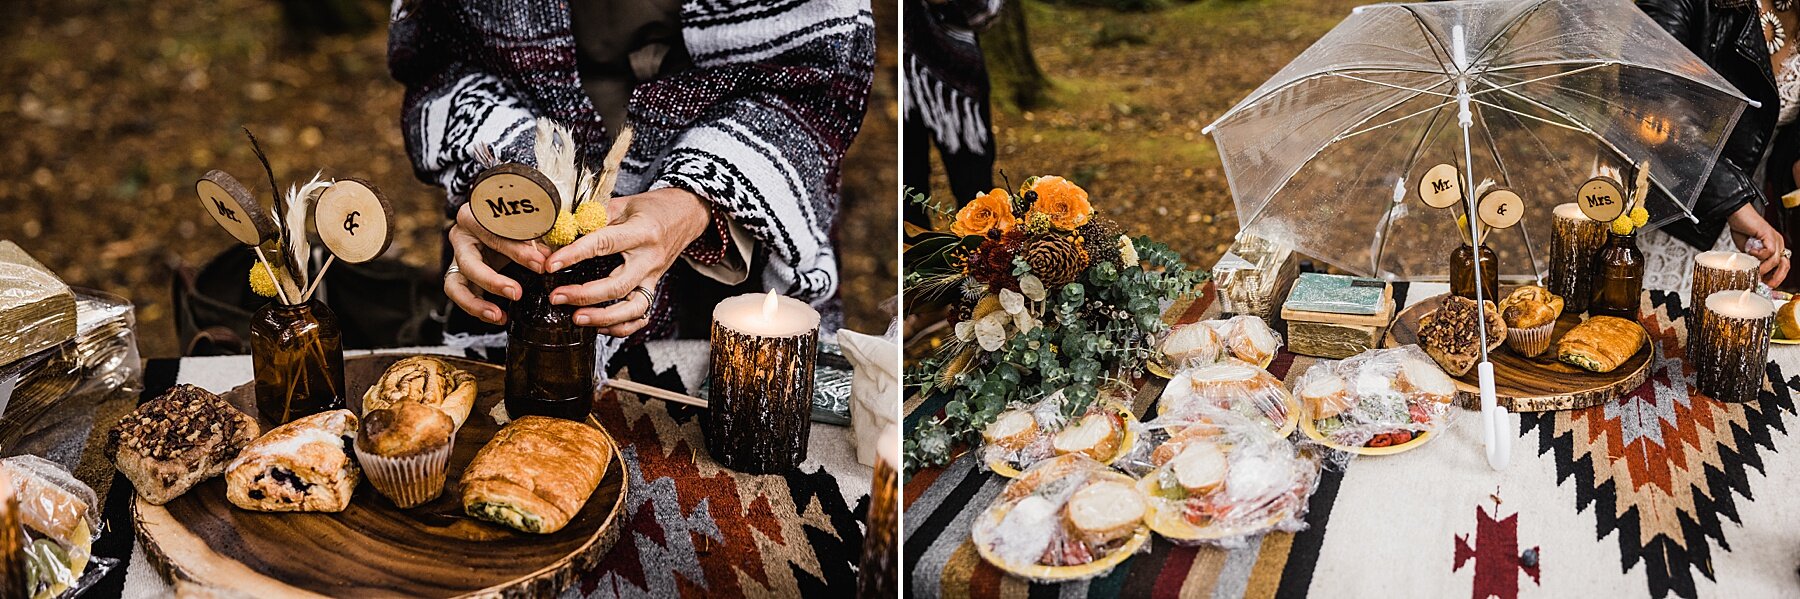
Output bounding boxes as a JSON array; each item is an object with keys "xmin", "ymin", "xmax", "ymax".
[{"xmin": 470, "ymin": 163, "xmax": 560, "ymax": 241}]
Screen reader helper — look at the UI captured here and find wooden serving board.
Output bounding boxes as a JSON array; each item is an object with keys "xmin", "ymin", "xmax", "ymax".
[
  {"xmin": 132, "ymin": 354, "xmax": 629, "ymax": 598},
  {"xmin": 1384, "ymin": 293, "xmax": 1653, "ymax": 412}
]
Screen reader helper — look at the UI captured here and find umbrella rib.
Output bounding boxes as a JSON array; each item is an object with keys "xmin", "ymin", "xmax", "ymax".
[
  {"xmin": 1482, "ymin": 85, "xmax": 1702, "ymax": 222},
  {"xmin": 1236, "ymin": 86, "xmax": 1440, "ymax": 235},
  {"xmin": 1207, "ymin": 67, "xmax": 1451, "ymax": 132},
  {"xmin": 1330, "ymin": 73, "xmax": 1457, "ymax": 98},
  {"xmin": 1338, "ymin": 96, "xmax": 1458, "ymax": 141},
  {"xmin": 1373, "ymin": 103, "xmax": 1453, "ymax": 276},
  {"xmin": 1468, "ymin": 62, "xmax": 1612, "ymax": 98},
  {"xmin": 1467, "ymin": 97, "xmax": 1585, "ymax": 133},
  {"xmin": 1470, "ymin": 102, "xmax": 1544, "ymax": 283},
  {"xmin": 1481, "ymin": 59, "xmax": 1755, "ymax": 104},
  {"xmin": 1400, "ymin": 5, "xmax": 1457, "ymax": 77},
  {"xmin": 1466, "ymin": 0, "xmax": 1553, "ymax": 70}
]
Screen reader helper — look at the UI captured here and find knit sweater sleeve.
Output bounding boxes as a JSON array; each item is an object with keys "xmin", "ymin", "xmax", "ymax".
[
  {"xmin": 388, "ymin": 2, "xmax": 538, "ymax": 209},
  {"xmin": 623, "ymin": 0, "xmax": 876, "ymax": 305}
]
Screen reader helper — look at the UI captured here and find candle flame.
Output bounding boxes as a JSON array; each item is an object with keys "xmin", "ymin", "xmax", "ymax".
[{"xmin": 761, "ymin": 290, "xmax": 779, "ymax": 320}]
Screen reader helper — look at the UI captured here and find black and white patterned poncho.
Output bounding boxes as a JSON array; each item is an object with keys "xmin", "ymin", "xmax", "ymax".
[{"xmin": 389, "ymin": 0, "xmax": 875, "ymax": 349}]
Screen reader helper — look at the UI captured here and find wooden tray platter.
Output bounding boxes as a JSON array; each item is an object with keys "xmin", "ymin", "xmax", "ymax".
[
  {"xmin": 1384, "ymin": 293, "xmax": 1653, "ymax": 412},
  {"xmin": 132, "ymin": 354, "xmax": 629, "ymax": 598}
]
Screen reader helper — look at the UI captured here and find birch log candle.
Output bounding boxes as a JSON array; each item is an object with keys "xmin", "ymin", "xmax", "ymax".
[
  {"xmin": 1695, "ymin": 290, "xmax": 1773, "ymax": 404},
  {"xmin": 0, "ymin": 469, "xmax": 23, "ymax": 599},
  {"xmin": 857, "ymin": 426, "xmax": 899, "ymax": 599},
  {"xmin": 1688, "ymin": 250, "xmax": 1758, "ymax": 371},
  {"xmin": 708, "ymin": 291, "xmax": 820, "ymax": 473},
  {"xmin": 1549, "ymin": 203, "xmax": 1607, "ymax": 314}
]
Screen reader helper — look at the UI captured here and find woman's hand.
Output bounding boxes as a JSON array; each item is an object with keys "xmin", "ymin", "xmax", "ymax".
[
  {"xmin": 1727, "ymin": 203, "xmax": 1790, "ymax": 287},
  {"xmin": 445, "ymin": 202, "xmax": 552, "ymax": 325},
  {"xmin": 544, "ymin": 187, "xmax": 713, "ymax": 337}
]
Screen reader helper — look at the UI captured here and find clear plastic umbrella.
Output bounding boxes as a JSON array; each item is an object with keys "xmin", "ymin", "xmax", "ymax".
[{"xmin": 1203, "ymin": 0, "xmax": 1754, "ymax": 470}]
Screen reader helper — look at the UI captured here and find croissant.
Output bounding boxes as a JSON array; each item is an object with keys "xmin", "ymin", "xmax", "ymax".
[{"xmin": 1556, "ymin": 316, "xmax": 1646, "ymax": 373}]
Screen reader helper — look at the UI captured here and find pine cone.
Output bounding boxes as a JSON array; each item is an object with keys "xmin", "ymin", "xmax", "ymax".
[
  {"xmin": 1078, "ymin": 218, "xmax": 1125, "ymax": 266},
  {"xmin": 1025, "ymin": 234, "xmax": 1090, "ymax": 285}
]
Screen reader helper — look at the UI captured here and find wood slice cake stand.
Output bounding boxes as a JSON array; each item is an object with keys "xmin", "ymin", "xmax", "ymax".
[
  {"xmin": 132, "ymin": 354, "xmax": 629, "ymax": 598},
  {"xmin": 1385, "ymin": 293, "xmax": 1653, "ymax": 412}
]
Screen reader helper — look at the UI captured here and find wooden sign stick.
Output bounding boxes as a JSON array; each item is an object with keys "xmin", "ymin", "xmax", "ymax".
[
  {"xmin": 253, "ymin": 247, "xmax": 291, "ymax": 305},
  {"xmin": 601, "ymin": 379, "xmax": 708, "ymax": 409},
  {"xmin": 300, "ymin": 255, "xmax": 336, "ymax": 302}
]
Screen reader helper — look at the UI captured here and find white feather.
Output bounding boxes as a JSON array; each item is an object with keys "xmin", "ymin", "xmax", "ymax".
[
  {"xmin": 533, "ymin": 118, "xmax": 578, "ymax": 217},
  {"xmin": 284, "ymin": 172, "xmax": 330, "ymax": 299}
]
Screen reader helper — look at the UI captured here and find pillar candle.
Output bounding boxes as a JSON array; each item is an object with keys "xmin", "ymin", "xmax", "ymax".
[
  {"xmin": 707, "ymin": 291, "xmax": 820, "ymax": 473},
  {"xmin": 1549, "ymin": 203, "xmax": 1607, "ymax": 314},
  {"xmin": 857, "ymin": 426, "xmax": 899, "ymax": 598},
  {"xmin": 1688, "ymin": 250, "xmax": 1758, "ymax": 373},
  {"xmin": 1695, "ymin": 290, "xmax": 1773, "ymax": 403}
]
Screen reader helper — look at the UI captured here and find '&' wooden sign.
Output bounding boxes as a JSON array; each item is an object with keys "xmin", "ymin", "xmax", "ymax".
[
  {"xmin": 1576, "ymin": 176, "xmax": 1626, "ymax": 222},
  {"xmin": 469, "ymin": 163, "xmax": 560, "ymax": 241},
  {"xmin": 196, "ymin": 170, "xmax": 278, "ymax": 246},
  {"xmin": 315, "ymin": 178, "xmax": 393, "ymax": 264},
  {"xmin": 1477, "ymin": 188, "xmax": 1523, "ymax": 229},
  {"xmin": 1419, "ymin": 163, "xmax": 1462, "ymax": 209}
]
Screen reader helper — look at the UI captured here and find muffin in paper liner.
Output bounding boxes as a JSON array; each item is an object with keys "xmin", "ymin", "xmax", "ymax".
[
  {"xmin": 1505, "ymin": 320, "xmax": 1556, "ymax": 357},
  {"xmin": 354, "ymin": 439, "xmax": 453, "ymax": 508}
]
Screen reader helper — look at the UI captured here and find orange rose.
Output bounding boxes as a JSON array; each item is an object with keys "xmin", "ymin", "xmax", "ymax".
[
  {"xmin": 951, "ymin": 188, "xmax": 1017, "ymax": 237},
  {"xmin": 1027, "ymin": 176, "xmax": 1093, "ymax": 229}
]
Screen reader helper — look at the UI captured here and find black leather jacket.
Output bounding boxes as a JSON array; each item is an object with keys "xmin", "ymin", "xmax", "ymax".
[{"xmin": 1636, "ymin": 0, "xmax": 1778, "ymax": 248}]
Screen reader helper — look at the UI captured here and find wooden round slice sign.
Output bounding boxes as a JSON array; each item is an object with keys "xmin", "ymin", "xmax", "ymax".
[
  {"xmin": 470, "ymin": 164, "xmax": 559, "ymax": 241},
  {"xmin": 1477, "ymin": 188, "xmax": 1523, "ymax": 229},
  {"xmin": 1419, "ymin": 163, "xmax": 1462, "ymax": 209},
  {"xmin": 1576, "ymin": 176, "xmax": 1626, "ymax": 223},
  {"xmin": 196, "ymin": 170, "xmax": 278, "ymax": 246},
  {"xmin": 315, "ymin": 178, "xmax": 393, "ymax": 263},
  {"xmin": 133, "ymin": 354, "xmax": 629, "ymax": 598}
]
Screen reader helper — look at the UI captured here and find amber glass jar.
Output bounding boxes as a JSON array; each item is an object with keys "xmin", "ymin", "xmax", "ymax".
[
  {"xmin": 1449, "ymin": 243, "xmax": 1499, "ymax": 301},
  {"xmin": 251, "ymin": 300, "xmax": 345, "ymax": 425},
  {"xmin": 504, "ymin": 266, "xmax": 599, "ymax": 421},
  {"xmin": 1590, "ymin": 231, "xmax": 1645, "ymax": 319}
]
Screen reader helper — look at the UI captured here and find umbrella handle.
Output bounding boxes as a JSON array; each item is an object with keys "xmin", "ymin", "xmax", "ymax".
[{"xmin": 1478, "ymin": 362, "xmax": 1511, "ymax": 470}]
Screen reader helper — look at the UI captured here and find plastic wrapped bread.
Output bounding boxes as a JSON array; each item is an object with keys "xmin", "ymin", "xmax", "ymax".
[
  {"xmin": 970, "ymin": 454, "xmax": 1150, "ymax": 581},
  {"xmin": 1203, "ymin": 315, "xmax": 1284, "ymax": 368},
  {"xmin": 1121, "ymin": 411, "xmax": 1319, "ymax": 547},
  {"xmin": 1158, "ymin": 360, "xmax": 1295, "ymax": 437},
  {"xmin": 979, "ymin": 393, "xmax": 1134, "ymax": 477},
  {"xmin": 1295, "ymin": 345, "xmax": 1457, "ymax": 451}
]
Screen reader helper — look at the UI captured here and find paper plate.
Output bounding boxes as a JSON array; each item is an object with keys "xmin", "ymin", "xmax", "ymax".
[
  {"xmin": 1134, "ymin": 469, "xmax": 1297, "ymax": 544},
  {"xmin": 988, "ymin": 404, "xmax": 1138, "ymax": 478},
  {"xmin": 1298, "ymin": 414, "xmax": 1438, "ymax": 455},
  {"xmin": 1773, "ymin": 300, "xmax": 1800, "ymax": 345},
  {"xmin": 970, "ymin": 461, "xmax": 1150, "ymax": 582}
]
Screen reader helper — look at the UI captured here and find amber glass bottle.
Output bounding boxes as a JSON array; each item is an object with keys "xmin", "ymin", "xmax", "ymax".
[
  {"xmin": 505, "ymin": 266, "xmax": 598, "ymax": 421},
  {"xmin": 251, "ymin": 300, "xmax": 345, "ymax": 425},
  {"xmin": 1590, "ymin": 231, "xmax": 1645, "ymax": 319},
  {"xmin": 1449, "ymin": 243, "xmax": 1499, "ymax": 301}
]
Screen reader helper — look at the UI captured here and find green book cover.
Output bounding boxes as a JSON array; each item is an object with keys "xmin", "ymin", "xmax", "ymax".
[{"xmin": 1284, "ymin": 273, "xmax": 1387, "ymax": 315}]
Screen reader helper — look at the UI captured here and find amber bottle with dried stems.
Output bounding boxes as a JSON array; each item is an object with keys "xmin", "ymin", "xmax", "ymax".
[
  {"xmin": 251, "ymin": 299, "xmax": 346, "ymax": 425},
  {"xmin": 1590, "ymin": 230, "xmax": 1645, "ymax": 319},
  {"xmin": 1449, "ymin": 243, "xmax": 1499, "ymax": 301},
  {"xmin": 505, "ymin": 263, "xmax": 599, "ymax": 421}
]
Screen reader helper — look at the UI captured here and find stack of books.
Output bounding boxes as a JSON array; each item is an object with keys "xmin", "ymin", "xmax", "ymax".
[
  {"xmin": 0, "ymin": 241, "xmax": 75, "ymax": 368},
  {"xmin": 1281, "ymin": 273, "xmax": 1395, "ymax": 359}
]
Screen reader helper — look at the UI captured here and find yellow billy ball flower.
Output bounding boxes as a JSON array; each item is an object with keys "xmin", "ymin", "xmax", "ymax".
[
  {"xmin": 248, "ymin": 262, "xmax": 278, "ymax": 298},
  {"xmin": 575, "ymin": 200, "xmax": 609, "ymax": 234},
  {"xmin": 1629, "ymin": 206, "xmax": 1649, "ymax": 228},
  {"xmin": 1611, "ymin": 214, "xmax": 1634, "ymax": 235},
  {"xmin": 543, "ymin": 213, "xmax": 580, "ymax": 247}
]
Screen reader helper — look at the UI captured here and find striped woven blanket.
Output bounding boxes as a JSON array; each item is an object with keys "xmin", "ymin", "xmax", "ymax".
[{"xmin": 904, "ymin": 282, "xmax": 1800, "ymax": 598}]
